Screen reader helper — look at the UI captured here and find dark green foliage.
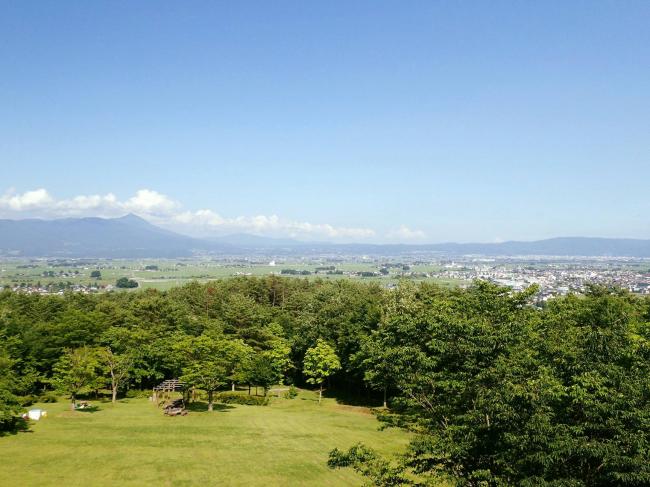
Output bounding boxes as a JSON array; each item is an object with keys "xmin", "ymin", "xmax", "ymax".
[
  {"xmin": 344, "ymin": 282, "xmax": 650, "ymax": 486},
  {"xmin": 216, "ymin": 391, "xmax": 269, "ymax": 406},
  {"xmin": 245, "ymin": 355, "xmax": 278, "ymax": 396},
  {"xmin": 38, "ymin": 392, "xmax": 59, "ymax": 403},
  {"xmin": 0, "ymin": 345, "xmax": 21, "ymax": 430},
  {"xmin": 328, "ymin": 443, "xmax": 413, "ymax": 486},
  {"xmin": 116, "ymin": 277, "xmax": 138, "ymax": 288}
]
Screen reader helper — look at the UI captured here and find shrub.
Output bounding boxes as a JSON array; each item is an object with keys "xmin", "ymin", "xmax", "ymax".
[
  {"xmin": 18, "ymin": 395, "xmax": 37, "ymax": 407},
  {"xmin": 39, "ymin": 393, "xmax": 59, "ymax": 403},
  {"xmin": 216, "ymin": 392, "xmax": 269, "ymax": 406},
  {"xmin": 125, "ymin": 389, "xmax": 149, "ymax": 399},
  {"xmin": 283, "ymin": 385, "xmax": 298, "ymax": 399}
]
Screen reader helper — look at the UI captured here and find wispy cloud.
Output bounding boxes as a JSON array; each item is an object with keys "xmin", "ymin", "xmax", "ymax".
[
  {"xmin": 387, "ymin": 225, "xmax": 426, "ymax": 241},
  {"xmin": 0, "ymin": 188, "xmax": 378, "ymax": 241}
]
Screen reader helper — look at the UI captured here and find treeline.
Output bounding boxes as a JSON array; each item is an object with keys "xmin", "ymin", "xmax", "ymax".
[
  {"xmin": 0, "ymin": 277, "xmax": 382, "ymax": 412},
  {"xmin": 1, "ymin": 277, "xmax": 649, "ymax": 485}
]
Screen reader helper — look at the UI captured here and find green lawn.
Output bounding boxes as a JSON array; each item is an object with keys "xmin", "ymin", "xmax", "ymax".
[{"xmin": 0, "ymin": 390, "xmax": 411, "ymax": 486}]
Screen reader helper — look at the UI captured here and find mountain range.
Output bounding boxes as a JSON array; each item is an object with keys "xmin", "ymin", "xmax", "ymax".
[{"xmin": 1, "ymin": 215, "xmax": 649, "ymax": 258}]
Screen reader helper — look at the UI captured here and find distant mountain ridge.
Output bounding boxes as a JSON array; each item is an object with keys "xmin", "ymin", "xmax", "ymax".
[
  {"xmin": 0, "ymin": 214, "xmax": 233, "ymax": 258},
  {"xmin": 0, "ymin": 215, "xmax": 649, "ymax": 258}
]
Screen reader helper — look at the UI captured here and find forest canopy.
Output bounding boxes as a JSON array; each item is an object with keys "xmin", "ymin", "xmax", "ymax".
[{"xmin": 0, "ymin": 277, "xmax": 648, "ymax": 485}]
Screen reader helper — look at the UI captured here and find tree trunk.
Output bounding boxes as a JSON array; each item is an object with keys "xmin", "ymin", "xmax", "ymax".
[
  {"xmin": 248, "ymin": 385, "xmax": 251, "ymax": 395},
  {"xmin": 208, "ymin": 390, "xmax": 214, "ymax": 412},
  {"xmin": 112, "ymin": 386, "xmax": 118, "ymax": 404},
  {"xmin": 319, "ymin": 384, "xmax": 323, "ymax": 404},
  {"xmin": 232, "ymin": 382, "xmax": 235, "ymax": 392},
  {"xmin": 383, "ymin": 386, "xmax": 387, "ymax": 408},
  {"xmin": 70, "ymin": 393, "xmax": 76, "ymax": 411}
]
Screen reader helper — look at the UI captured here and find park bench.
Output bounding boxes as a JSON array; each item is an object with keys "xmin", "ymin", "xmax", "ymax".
[{"xmin": 163, "ymin": 398, "xmax": 187, "ymax": 416}]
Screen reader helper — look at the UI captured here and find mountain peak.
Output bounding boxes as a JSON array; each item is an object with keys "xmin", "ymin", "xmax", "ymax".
[{"xmin": 116, "ymin": 213, "xmax": 150, "ymax": 226}]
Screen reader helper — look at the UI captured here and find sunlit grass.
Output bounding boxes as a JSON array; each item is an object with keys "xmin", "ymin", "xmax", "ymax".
[{"xmin": 0, "ymin": 389, "xmax": 411, "ymax": 486}]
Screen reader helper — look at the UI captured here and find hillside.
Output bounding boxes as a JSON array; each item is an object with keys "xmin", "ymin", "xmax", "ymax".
[{"xmin": 0, "ymin": 214, "xmax": 232, "ymax": 258}]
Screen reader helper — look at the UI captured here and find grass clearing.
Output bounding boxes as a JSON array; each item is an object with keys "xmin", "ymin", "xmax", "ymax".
[{"xmin": 0, "ymin": 389, "xmax": 411, "ymax": 486}]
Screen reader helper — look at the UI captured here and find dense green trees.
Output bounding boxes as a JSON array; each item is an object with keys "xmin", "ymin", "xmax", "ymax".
[
  {"xmin": 115, "ymin": 277, "xmax": 138, "ymax": 288},
  {"xmin": 0, "ymin": 277, "xmax": 648, "ymax": 485},
  {"xmin": 0, "ymin": 340, "xmax": 22, "ymax": 428},
  {"xmin": 332, "ymin": 283, "xmax": 650, "ymax": 486}
]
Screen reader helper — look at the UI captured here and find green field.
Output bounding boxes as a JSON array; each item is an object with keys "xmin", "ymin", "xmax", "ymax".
[
  {"xmin": 0, "ymin": 390, "xmax": 411, "ymax": 486},
  {"xmin": 0, "ymin": 258, "xmax": 466, "ymax": 291}
]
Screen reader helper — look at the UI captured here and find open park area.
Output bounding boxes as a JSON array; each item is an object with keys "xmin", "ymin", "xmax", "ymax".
[{"xmin": 0, "ymin": 390, "xmax": 410, "ymax": 486}]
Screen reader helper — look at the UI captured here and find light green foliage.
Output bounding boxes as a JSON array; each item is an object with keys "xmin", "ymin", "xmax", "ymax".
[
  {"xmin": 175, "ymin": 334, "xmax": 228, "ymax": 411},
  {"xmin": 303, "ymin": 339, "xmax": 341, "ymax": 403},
  {"xmin": 263, "ymin": 337, "xmax": 293, "ymax": 384},
  {"xmin": 220, "ymin": 338, "xmax": 254, "ymax": 389},
  {"xmin": 50, "ymin": 347, "xmax": 101, "ymax": 409},
  {"xmin": 99, "ymin": 327, "xmax": 138, "ymax": 403},
  {"xmin": 98, "ymin": 347, "xmax": 133, "ymax": 403}
]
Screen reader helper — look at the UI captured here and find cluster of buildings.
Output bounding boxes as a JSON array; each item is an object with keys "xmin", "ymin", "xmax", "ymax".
[
  {"xmin": 0, "ymin": 282, "xmax": 114, "ymax": 295},
  {"xmin": 427, "ymin": 257, "xmax": 650, "ymax": 298}
]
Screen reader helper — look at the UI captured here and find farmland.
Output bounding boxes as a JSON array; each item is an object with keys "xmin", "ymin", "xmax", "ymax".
[{"xmin": 0, "ymin": 257, "xmax": 462, "ymax": 292}]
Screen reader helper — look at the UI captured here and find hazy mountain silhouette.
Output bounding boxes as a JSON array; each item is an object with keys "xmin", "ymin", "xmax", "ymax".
[
  {"xmin": 0, "ymin": 214, "xmax": 233, "ymax": 258},
  {"xmin": 1, "ymin": 216, "xmax": 649, "ymax": 258}
]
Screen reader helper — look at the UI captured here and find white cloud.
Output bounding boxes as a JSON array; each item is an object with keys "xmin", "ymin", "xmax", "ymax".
[
  {"xmin": 387, "ymin": 225, "xmax": 426, "ymax": 240},
  {"xmin": 123, "ymin": 189, "xmax": 179, "ymax": 215},
  {"xmin": 0, "ymin": 188, "xmax": 377, "ymax": 241},
  {"xmin": 171, "ymin": 209, "xmax": 375, "ymax": 240},
  {"xmin": 0, "ymin": 188, "xmax": 54, "ymax": 211}
]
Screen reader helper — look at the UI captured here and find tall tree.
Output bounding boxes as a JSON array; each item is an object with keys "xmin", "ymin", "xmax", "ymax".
[
  {"xmin": 176, "ymin": 335, "xmax": 227, "ymax": 411},
  {"xmin": 0, "ymin": 341, "xmax": 21, "ymax": 430},
  {"xmin": 303, "ymin": 339, "xmax": 341, "ymax": 404},
  {"xmin": 50, "ymin": 347, "xmax": 101, "ymax": 410},
  {"xmin": 99, "ymin": 347, "xmax": 133, "ymax": 404}
]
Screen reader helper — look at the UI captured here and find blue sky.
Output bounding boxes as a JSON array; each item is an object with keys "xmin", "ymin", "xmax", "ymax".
[{"xmin": 1, "ymin": 1, "xmax": 649, "ymax": 242}]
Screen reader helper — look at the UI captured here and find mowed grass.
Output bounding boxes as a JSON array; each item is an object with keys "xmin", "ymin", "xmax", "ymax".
[{"xmin": 0, "ymin": 390, "xmax": 411, "ymax": 486}]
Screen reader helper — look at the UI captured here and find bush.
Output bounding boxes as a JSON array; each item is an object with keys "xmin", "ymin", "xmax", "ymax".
[
  {"xmin": 39, "ymin": 393, "xmax": 59, "ymax": 403},
  {"xmin": 18, "ymin": 395, "xmax": 37, "ymax": 407},
  {"xmin": 283, "ymin": 385, "xmax": 298, "ymax": 399},
  {"xmin": 216, "ymin": 392, "xmax": 269, "ymax": 406},
  {"xmin": 125, "ymin": 389, "xmax": 149, "ymax": 399}
]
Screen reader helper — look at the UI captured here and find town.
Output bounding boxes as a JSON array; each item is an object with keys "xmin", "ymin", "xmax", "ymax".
[{"xmin": 2, "ymin": 254, "xmax": 649, "ymax": 300}]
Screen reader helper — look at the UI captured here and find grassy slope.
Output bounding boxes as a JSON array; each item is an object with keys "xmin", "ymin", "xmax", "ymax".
[{"xmin": 0, "ymin": 391, "xmax": 411, "ymax": 486}]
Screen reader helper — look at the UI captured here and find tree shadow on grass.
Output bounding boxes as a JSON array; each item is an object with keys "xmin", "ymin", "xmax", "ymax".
[
  {"xmin": 186, "ymin": 401, "xmax": 235, "ymax": 413},
  {"xmin": 75, "ymin": 405, "xmax": 101, "ymax": 413},
  {"xmin": 0, "ymin": 417, "xmax": 32, "ymax": 437},
  {"xmin": 322, "ymin": 389, "xmax": 384, "ymax": 408}
]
